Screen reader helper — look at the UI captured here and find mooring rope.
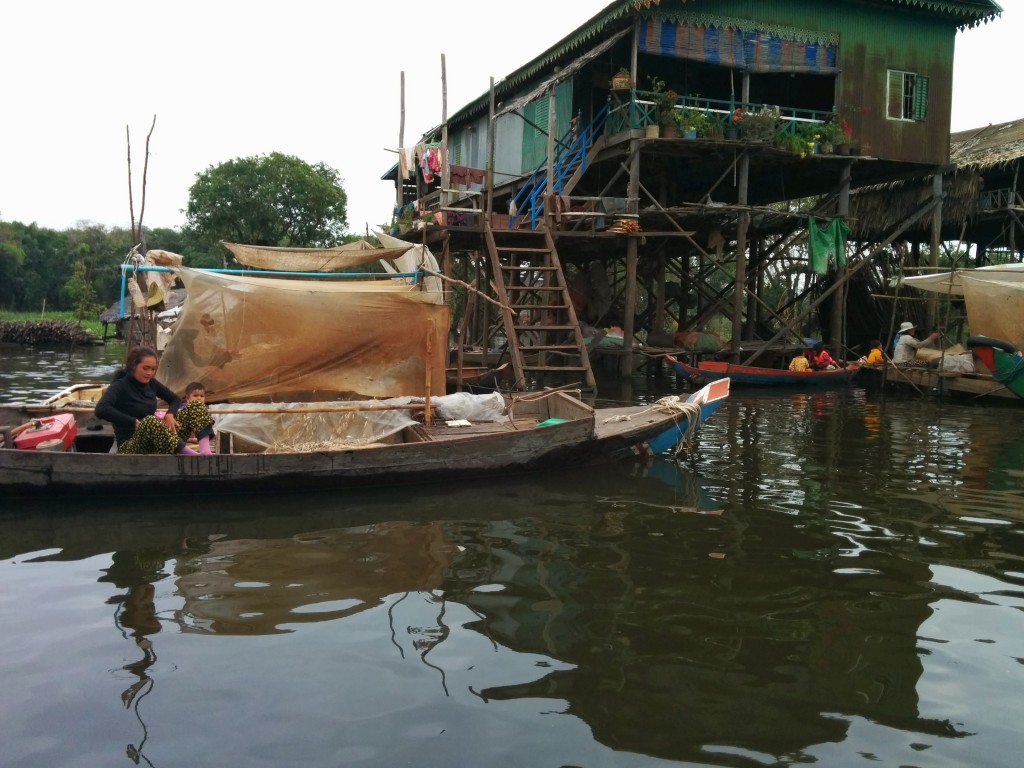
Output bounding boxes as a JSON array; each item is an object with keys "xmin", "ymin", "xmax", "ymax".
[{"xmin": 602, "ymin": 396, "xmax": 704, "ymax": 457}]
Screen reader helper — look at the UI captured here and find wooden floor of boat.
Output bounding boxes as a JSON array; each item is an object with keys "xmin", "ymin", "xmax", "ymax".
[{"xmin": 423, "ymin": 417, "xmax": 548, "ymax": 441}]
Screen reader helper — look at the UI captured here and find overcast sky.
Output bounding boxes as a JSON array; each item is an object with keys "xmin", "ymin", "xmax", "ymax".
[{"xmin": 0, "ymin": 1, "xmax": 1014, "ymax": 237}]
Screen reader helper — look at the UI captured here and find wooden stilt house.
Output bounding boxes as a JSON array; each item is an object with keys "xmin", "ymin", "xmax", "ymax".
[{"xmin": 383, "ymin": 0, "xmax": 1002, "ymax": 388}]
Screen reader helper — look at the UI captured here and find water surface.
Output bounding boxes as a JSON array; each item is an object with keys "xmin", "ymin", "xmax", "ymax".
[{"xmin": 2, "ymin": 348, "xmax": 1023, "ymax": 767}]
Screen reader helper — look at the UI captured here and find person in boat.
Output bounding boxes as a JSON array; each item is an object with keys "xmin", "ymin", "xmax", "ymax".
[
  {"xmin": 95, "ymin": 346, "xmax": 208, "ymax": 455},
  {"xmin": 892, "ymin": 322, "xmax": 939, "ymax": 367},
  {"xmin": 810, "ymin": 343, "xmax": 837, "ymax": 371},
  {"xmin": 177, "ymin": 382, "xmax": 216, "ymax": 455},
  {"xmin": 859, "ymin": 340, "xmax": 884, "ymax": 365},
  {"xmin": 788, "ymin": 348, "xmax": 811, "ymax": 372}
]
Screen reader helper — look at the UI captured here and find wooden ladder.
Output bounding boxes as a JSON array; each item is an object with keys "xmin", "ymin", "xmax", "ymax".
[{"xmin": 484, "ymin": 223, "xmax": 596, "ymax": 391}]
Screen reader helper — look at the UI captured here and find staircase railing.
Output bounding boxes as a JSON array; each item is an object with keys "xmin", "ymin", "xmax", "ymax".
[{"xmin": 509, "ymin": 104, "xmax": 609, "ymax": 230}]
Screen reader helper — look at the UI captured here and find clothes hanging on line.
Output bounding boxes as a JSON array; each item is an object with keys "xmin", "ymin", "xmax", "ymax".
[
  {"xmin": 807, "ymin": 216, "xmax": 850, "ymax": 274},
  {"xmin": 397, "ymin": 147, "xmax": 416, "ymax": 180}
]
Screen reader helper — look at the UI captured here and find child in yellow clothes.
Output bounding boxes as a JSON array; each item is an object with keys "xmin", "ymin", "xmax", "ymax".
[
  {"xmin": 859, "ymin": 340, "xmax": 884, "ymax": 364},
  {"xmin": 177, "ymin": 382, "xmax": 216, "ymax": 454}
]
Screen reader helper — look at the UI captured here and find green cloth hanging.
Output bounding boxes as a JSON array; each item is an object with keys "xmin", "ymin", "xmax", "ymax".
[{"xmin": 807, "ymin": 216, "xmax": 850, "ymax": 274}]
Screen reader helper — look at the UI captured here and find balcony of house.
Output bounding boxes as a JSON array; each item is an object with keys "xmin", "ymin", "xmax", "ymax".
[{"xmin": 603, "ymin": 88, "xmax": 849, "ymax": 156}]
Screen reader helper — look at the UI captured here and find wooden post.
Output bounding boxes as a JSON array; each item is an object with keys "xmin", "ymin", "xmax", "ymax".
[
  {"xmin": 830, "ymin": 161, "xmax": 852, "ymax": 351},
  {"xmin": 441, "ymin": 54, "xmax": 449, "ymax": 213},
  {"xmin": 621, "ymin": 65, "xmax": 641, "ymax": 379},
  {"xmin": 486, "ymin": 77, "xmax": 496, "ymax": 223},
  {"xmin": 731, "ymin": 153, "xmax": 750, "ymax": 362},
  {"xmin": 398, "ymin": 71, "xmax": 405, "ymax": 207},
  {"xmin": 546, "ymin": 84, "xmax": 556, "ymax": 205},
  {"xmin": 927, "ymin": 172, "xmax": 943, "ymax": 329},
  {"xmin": 654, "ymin": 254, "xmax": 666, "ymax": 337},
  {"xmin": 424, "ymin": 320, "xmax": 434, "ymax": 425}
]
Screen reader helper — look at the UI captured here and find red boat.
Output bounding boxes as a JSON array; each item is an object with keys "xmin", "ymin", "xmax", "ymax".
[{"xmin": 667, "ymin": 354, "xmax": 860, "ymax": 387}]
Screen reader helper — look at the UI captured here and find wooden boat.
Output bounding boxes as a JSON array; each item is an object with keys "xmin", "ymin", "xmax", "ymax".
[
  {"xmin": 446, "ymin": 362, "xmax": 512, "ymax": 393},
  {"xmin": 667, "ymin": 354, "xmax": 860, "ymax": 387},
  {"xmin": 0, "ymin": 380, "xmax": 729, "ymax": 496},
  {"xmin": 967, "ymin": 336, "xmax": 1024, "ymax": 399}
]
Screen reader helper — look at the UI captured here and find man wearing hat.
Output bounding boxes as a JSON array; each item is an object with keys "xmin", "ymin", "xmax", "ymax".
[{"xmin": 892, "ymin": 321, "xmax": 939, "ymax": 365}]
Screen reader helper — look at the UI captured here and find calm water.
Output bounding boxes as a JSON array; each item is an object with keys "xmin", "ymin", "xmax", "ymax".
[{"xmin": 2, "ymin": 346, "xmax": 1024, "ymax": 767}]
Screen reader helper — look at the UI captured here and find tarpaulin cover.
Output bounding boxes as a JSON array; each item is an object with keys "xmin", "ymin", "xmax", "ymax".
[
  {"xmin": 158, "ymin": 268, "xmax": 449, "ymax": 402},
  {"xmin": 960, "ymin": 277, "xmax": 1024, "ymax": 351},
  {"xmin": 902, "ymin": 264, "xmax": 1024, "ymax": 351},
  {"xmin": 640, "ymin": 20, "xmax": 837, "ymax": 74}
]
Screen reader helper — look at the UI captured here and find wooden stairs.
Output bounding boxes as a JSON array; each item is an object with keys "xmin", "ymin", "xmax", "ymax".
[{"xmin": 483, "ymin": 224, "xmax": 596, "ymax": 391}]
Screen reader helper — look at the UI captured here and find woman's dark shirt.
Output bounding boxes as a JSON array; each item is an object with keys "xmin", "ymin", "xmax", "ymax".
[{"xmin": 95, "ymin": 374, "xmax": 182, "ymax": 445}]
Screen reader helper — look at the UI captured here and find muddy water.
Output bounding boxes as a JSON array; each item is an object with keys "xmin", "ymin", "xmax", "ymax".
[{"xmin": 2, "ymin": 347, "xmax": 1023, "ymax": 767}]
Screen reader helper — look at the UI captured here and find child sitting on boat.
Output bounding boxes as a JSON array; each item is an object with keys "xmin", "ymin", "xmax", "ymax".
[
  {"xmin": 788, "ymin": 349, "xmax": 811, "ymax": 372},
  {"xmin": 858, "ymin": 340, "xmax": 884, "ymax": 364},
  {"xmin": 178, "ymin": 382, "xmax": 216, "ymax": 455},
  {"xmin": 810, "ymin": 344, "xmax": 837, "ymax": 370}
]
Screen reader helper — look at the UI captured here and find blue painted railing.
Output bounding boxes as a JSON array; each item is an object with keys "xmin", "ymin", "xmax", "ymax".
[{"xmin": 509, "ymin": 104, "xmax": 610, "ymax": 230}]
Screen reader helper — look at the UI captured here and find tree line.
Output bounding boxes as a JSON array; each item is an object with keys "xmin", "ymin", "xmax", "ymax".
[{"xmin": 0, "ymin": 152, "xmax": 350, "ymax": 319}]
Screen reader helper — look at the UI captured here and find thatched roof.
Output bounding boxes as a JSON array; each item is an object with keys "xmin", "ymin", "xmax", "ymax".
[
  {"xmin": 847, "ymin": 116, "xmax": 1024, "ymax": 240},
  {"xmin": 950, "ymin": 118, "xmax": 1024, "ymax": 169}
]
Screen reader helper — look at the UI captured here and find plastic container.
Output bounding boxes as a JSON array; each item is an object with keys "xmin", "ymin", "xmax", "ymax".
[{"xmin": 14, "ymin": 413, "xmax": 78, "ymax": 451}]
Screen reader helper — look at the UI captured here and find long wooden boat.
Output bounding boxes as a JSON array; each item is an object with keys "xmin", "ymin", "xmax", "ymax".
[
  {"xmin": 0, "ymin": 380, "xmax": 728, "ymax": 496},
  {"xmin": 667, "ymin": 354, "xmax": 860, "ymax": 387}
]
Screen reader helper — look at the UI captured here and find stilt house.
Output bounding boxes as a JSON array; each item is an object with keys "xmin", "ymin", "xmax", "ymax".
[{"xmin": 383, "ymin": 0, "xmax": 1002, "ymax": 388}]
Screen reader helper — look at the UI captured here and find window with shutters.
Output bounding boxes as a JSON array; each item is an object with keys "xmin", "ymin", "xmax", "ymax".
[
  {"xmin": 887, "ymin": 69, "xmax": 928, "ymax": 122},
  {"xmin": 528, "ymin": 97, "xmax": 550, "ymax": 138}
]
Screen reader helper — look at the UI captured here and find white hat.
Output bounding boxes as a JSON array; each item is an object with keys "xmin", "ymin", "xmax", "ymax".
[{"xmin": 898, "ymin": 321, "xmax": 915, "ymax": 334}]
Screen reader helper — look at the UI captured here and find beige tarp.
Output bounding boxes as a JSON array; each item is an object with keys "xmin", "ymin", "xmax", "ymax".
[
  {"xmin": 901, "ymin": 264, "xmax": 1024, "ymax": 350},
  {"xmin": 143, "ymin": 249, "xmax": 183, "ymax": 306},
  {"xmin": 158, "ymin": 267, "xmax": 449, "ymax": 402},
  {"xmin": 222, "ymin": 240, "xmax": 414, "ymax": 272},
  {"xmin": 960, "ymin": 277, "xmax": 1024, "ymax": 351},
  {"xmin": 375, "ymin": 230, "xmax": 444, "ymax": 300}
]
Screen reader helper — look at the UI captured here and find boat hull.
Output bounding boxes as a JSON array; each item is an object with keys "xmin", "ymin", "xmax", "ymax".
[
  {"xmin": 0, "ymin": 382, "xmax": 729, "ymax": 496},
  {"xmin": 967, "ymin": 336, "xmax": 1024, "ymax": 399},
  {"xmin": 668, "ymin": 355, "xmax": 859, "ymax": 387}
]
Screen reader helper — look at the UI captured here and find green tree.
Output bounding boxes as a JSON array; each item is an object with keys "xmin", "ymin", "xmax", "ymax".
[
  {"xmin": 0, "ymin": 223, "xmax": 27, "ymax": 307},
  {"xmin": 184, "ymin": 152, "xmax": 348, "ymax": 253}
]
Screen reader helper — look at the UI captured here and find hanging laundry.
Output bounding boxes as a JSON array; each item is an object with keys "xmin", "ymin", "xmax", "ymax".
[
  {"xmin": 448, "ymin": 164, "xmax": 469, "ymax": 186},
  {"xmin": 807, "ymin": 216, "xmax": 850, "ymax": 274}
]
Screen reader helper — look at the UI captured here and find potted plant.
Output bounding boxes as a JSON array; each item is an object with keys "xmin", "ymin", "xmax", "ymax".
[
  {"xmin": 611, "ymin": 67, "xmax": 633, "ymax": 90},
  {"xmin": 647, "ymin": 76, "xmax": 679, "ymax": 137},
  {"xmin": 675, "ymin": 108, "xmax": 709, "ymax": 139},
  {"xmin": 725, "ymin": 108, "xmax": 743, "ymax": 140},
  {"xmin": 829, "ymin": 113, "xmax": 854, "ymax": 154},
  {"xmin": 742, "ymin": 106, "xmax": 780, "ymax": 143},
  {"xmin": 795, "ymin": 121, "xmax": 824, "ymax": 154}
]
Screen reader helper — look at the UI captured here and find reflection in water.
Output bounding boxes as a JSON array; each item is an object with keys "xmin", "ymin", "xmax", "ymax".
[
  {"xmin": 2, "ymin": 384, "xmax": 1024, "ymax": 766},
  {"xmin": 101, "ymin": 550, "xmax": 176, "ymax": 767}
]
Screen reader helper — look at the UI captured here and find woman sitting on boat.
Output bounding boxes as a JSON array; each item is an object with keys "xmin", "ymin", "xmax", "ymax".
[
  {"xmin": 95, "ymin": 346, "xmax": 211, "ymax": 455},
  {"xmin": 810, "ymin": 344, "xmax": 837, "ymax": 371},
  {"xmin": 892, "ymin": 322, "xmax": 939, "ymax": 367}
]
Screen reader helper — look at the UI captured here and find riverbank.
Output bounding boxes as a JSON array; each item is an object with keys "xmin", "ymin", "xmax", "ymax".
[{"xmin": 0, "ymin": 310, "xmax": 104, "ymax": 342}]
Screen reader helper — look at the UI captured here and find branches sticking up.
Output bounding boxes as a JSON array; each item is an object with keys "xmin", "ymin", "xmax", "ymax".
[{"xmin": 126, "ymin": 115, "xmax": 157, "ymax": 248}]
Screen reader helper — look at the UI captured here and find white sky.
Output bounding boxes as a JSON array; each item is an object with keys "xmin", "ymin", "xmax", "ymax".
[{"xmin": 0, "ymin": 1, "xmax": 1014, "ymax": 237}]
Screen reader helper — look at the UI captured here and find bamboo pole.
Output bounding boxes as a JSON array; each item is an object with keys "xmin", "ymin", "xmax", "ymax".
[
  {"xmin": 398, "ymin": 70, "xmax": 405, "ymax": 207},
  {"xmin": 424, "ymin": 319, "xmax": 433, "ymax": 425},
  {"xmin": 210, "ymin": 404, "xmax": 433, "ymax": 415}
]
